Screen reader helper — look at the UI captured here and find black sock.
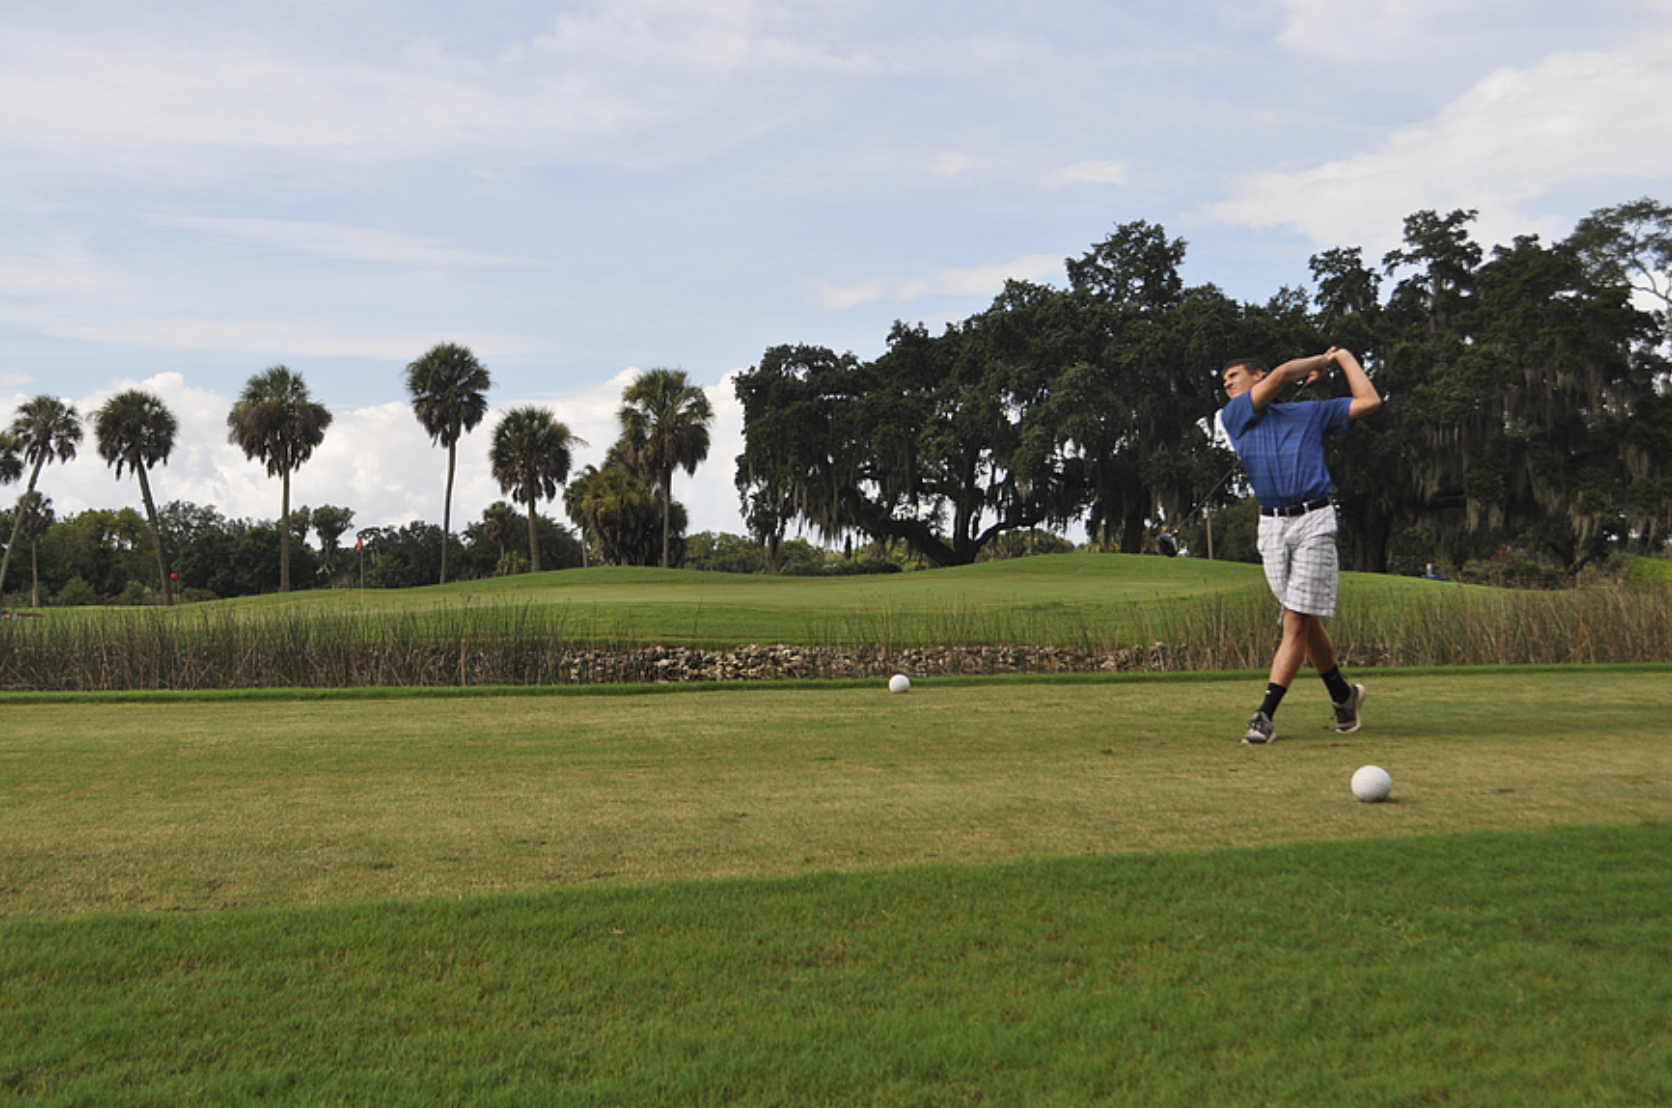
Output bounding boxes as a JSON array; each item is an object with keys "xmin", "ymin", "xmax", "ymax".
[
  {"xmin": 1320, "ymin": 667, "xmax": 1352, "ymax": 704},
  {"xmin": 1258, "ymin": 683, "xmax": 1287, "ymax": 718}
]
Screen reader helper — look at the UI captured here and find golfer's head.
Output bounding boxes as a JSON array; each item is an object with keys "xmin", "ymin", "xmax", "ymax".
[{"xmin": 1221, "ymin": 358, "xmax": 1269, "ymax": 399}]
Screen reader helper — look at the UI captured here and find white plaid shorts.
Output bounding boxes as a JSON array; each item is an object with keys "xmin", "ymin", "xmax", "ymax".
[{"xmin": 1257, "ymin": 504, "xmax": 1339, "ymax": 617}]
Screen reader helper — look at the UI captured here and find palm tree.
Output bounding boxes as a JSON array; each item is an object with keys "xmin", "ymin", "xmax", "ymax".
[
  {"xmin": 562, "ymin": 460, "xmax": 679, "ymax": 568},
  {"xmin": 310, "ymin": 505, "xmax": 355, "ymax": 581},
  {"xmin": 226, "ymin": 366, "xmax": 333, "ymax": 593},
  {"xmin": 478, "ymin": 501, "xmax": 518, "ymax": 573},
  {"xmin": 16, "ymin": 492, "xmax": 53, "ymax": 609},
  {"xmin": 1, "ymin": 396, "xmax": 83, "ymax": 608},
  {"xmin": 489, "ymin": 406, "xmax": 581, "ymax": 574},
  {"xmin": 0, "ymin": 432, "xmax": 20, "ymax": 596},
  {"xmin": 404, "ymin": 343, "xmax": 492, "ymax": 586},
  {"xmin": 617, "ymin": 368, "xmax": 713, "ymax": 568},
  {"xmin": 94, "ymin": 389, "xmax": 179, "ymax": 605},
  {"xmin": 0, "ymin": 432, "xmax": 20, "ymax": 486}
]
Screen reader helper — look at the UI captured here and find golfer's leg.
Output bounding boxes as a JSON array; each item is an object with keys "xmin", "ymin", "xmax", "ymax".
[
  {"xmin": 1304, "ymin": 616, "xmax": 1339, "ymax": 674},
  {"xmin": 1269, "ymin": 608, "xmax": 1312, "ymax": 688}
]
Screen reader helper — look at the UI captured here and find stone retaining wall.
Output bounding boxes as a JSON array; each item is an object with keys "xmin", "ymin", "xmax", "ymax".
[{"xmin": 559, "ymin": 642, "xmax": 1187, "ymax": 683}]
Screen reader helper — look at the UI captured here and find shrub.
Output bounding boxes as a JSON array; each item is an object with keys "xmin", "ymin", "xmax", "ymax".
[
  {"xmin": 1628, "ymin": 556, "xmax": 1672, "ymax": 586},
  {"xmin": 53, "ymin": 577, "xmax": 100, "ymax": 607}
]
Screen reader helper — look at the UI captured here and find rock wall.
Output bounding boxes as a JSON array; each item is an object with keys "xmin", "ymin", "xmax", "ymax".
[{"xmin": 557, "ymin": 642, "xmax": 1187, "ymax": 684}]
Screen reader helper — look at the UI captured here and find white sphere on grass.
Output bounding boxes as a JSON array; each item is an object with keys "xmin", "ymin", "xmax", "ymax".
[
  {"xmin": 888, "ymin": 674, "xmax": 911, "ymax": 694},
  {"xmin": 1351, "ymin": 765, "xmax": 1393, "ymax": 803}
]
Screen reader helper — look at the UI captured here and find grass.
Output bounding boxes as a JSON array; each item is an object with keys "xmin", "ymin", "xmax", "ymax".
[
  {"xmin": 3, "ymin": 668, "xmax": 1669, "ymax": 918},
  {"xmin": 4, "ymin": 553, "xmax": 1670, "ymax": 689},
  {"xmin": 4, "ymin": 824, "xmax": 1668, "ymax": 1105},
  {"xmin": 9, "ymin": 554, "xmax": 1236, "ymax": 651},
  {"xmin": 3, "ymin": 585, "xmax": 1670, "ymax": 1103}
]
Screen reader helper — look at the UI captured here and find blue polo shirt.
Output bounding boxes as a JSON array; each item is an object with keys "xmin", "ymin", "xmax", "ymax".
[{"xmin": 1220, "ymin": 393, "xmax": 1354, "ymax": 511}]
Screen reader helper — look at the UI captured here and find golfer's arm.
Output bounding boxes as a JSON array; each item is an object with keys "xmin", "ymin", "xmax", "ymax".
[
  {"xmin": 1248, "ymin": 354, "xmax": 1330, "ymax": 410},
  {"xmin": 1334, "ymin": 350, "xmax": 1383, "ymax": 419}
]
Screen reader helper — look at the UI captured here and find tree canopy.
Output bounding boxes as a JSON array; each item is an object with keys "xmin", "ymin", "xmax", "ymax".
[{"xmin": 737, "ymin": 206, "xmax": 1671, "ymax": 572}]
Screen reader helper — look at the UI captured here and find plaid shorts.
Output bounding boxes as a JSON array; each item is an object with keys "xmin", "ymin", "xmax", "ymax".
[{"xmin": 1257, "ymin": 505, "xmax": 1339, "ymax": 617}]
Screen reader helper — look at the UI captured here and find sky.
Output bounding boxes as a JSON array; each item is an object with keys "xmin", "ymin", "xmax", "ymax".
[{"xmin": 4, "ymin": 0, "xmax": 1671, "ymax": 546}]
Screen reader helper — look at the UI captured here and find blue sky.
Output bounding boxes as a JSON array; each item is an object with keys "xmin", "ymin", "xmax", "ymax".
[{"xmin": 4, "ymin": 0, "xmax": 1671, "ymax": 543}]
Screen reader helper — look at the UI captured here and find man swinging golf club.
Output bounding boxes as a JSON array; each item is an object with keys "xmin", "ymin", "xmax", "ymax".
[{"xmin": 1219, "ymin": 348, "xmax": 1382, "ymax": 743}]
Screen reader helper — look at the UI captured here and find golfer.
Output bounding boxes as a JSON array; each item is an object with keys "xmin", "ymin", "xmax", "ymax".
[{"xmin": 1219, "ymin": 348, "xmax": 1382, "ymax": 743}]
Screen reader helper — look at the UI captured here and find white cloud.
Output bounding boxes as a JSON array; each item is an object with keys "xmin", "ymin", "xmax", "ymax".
[
  {"xmin": 146, "ymin": 216, "xmax": 538, "ymax": 269},
  {"xmin": 1267, "ymin": 0, "xmax": 1637, "ymax": 66},
  {"xmin": 0, "ymin": 26, "xmax": 702, "ymax": 183},
  {"xmin": 0, "ymin": 245, "xmax": 121, "ymax": 298},
  {"xmin": 19, "ymin": 312, "xmax": 536, "ymax": 368},
  {"xmin": 690, "ymin": 370, "xmax": 747, "ymax": 535},
  {"xmin": 930, "ymin": 151, "xmax": 989, "ymax": 178},
  {"xmin": 803, "ymin": 254, "xmax": 1063, "ymax": 309},
  {"xmin": 1273, "ymin": 0, "xmax": 1485, "ymax": 57},
  {"xmin": 0, "ymin": 1, "xmax": 1090, "ymax": 193},
  {"xmin": 1203, "ymin": 27, "xmax": 1672, "ymax": 253},
  {"xmin": 1039, "ymin": 160, "xmax": 1128, "ymax": 189},
  {"xmin": 0, "ymin": 3, "xmax": 910, "ymax": 186}
]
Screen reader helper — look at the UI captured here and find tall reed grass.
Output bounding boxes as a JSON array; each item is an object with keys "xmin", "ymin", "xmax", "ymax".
[
  {"xmin": 1333, "ymin": 582, "xmax": 1672, "ymax": 666},
  {"xmin": 1139, "ymin": 580, "xmax": 1672, "ymax": 670},
  {"xmin": 2, "ymin": 581, "xmax": 1668, "ymax": 691}
]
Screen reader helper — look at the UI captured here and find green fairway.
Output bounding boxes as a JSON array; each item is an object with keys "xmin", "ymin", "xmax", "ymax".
[
  {"xmin": 3, "ymin": 826, "xmax": 1669, "ymax": 1105},
  {"xmin": 3, "ymin": 667, "xmax": 1668, "ymax": 918},
  {"xmin": 3, "ymin": 669, "xmax": 1669, "ymax": 1104}
]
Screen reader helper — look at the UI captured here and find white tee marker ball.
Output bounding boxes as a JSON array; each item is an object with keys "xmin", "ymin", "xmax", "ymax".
[
  {"xmin": 888, "ymin": 674, "xmax": 911, "ymax": 694},
  {"xmin": 1351, "ymin": 765, "xmax": 1393, "ymax": 803}
]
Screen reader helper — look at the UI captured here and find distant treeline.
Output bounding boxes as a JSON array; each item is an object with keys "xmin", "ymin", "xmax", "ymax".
[
  {"xmin": 0, "ymin": 500, "xmax": 584, "ymax": 604},
  {"xmin": 0, "ymin": 491, "xmax": 1086, "ymax": 606}
]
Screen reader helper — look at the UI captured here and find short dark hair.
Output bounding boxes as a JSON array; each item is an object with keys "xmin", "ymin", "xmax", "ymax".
[{"xmin": 1222, "ymin": 357, "xmax": 1270, "ymax": 377}]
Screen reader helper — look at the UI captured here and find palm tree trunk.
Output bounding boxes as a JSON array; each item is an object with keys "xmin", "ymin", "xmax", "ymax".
[
  {"xmin": 0, "ymin": 458, "xmax": 45, "ymax": 608},
  {"xmin": 660, "ymin": 465, "xmax": 672, "ymax": 569},
  {"xmin": 136, "ymin": 464, "xmax": 173, "ymax": 606},
  {"xmin": 280, "ymin": 469, "xmax": 291, "ymax": 593},
  {"xmin": 441, "ymin": 442, "xmax": 456, "ymax": 586},
  {"xmin": 526, "ymin": 495, "xmax": 540, "ymax": 574}
]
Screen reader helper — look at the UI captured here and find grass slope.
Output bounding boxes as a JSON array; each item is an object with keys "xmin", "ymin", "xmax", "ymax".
[{"xmin": 14, "ymin": 550, "xmax": 1484, "ymax": 652}]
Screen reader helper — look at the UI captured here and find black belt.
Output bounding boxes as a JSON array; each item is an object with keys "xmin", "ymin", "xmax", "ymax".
[{"xmin": 1262, "ymin": 497, "xmax": 1332, "ymax": 518}]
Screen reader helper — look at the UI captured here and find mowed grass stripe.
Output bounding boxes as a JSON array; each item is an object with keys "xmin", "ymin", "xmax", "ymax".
[
  {"xmin": 2, "ymin": 669, "xmax": 1668, "ymax": 919},
  {"xmin": 3, "ymin": 824, "xmax": 1669, "ymax": 1106}
]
